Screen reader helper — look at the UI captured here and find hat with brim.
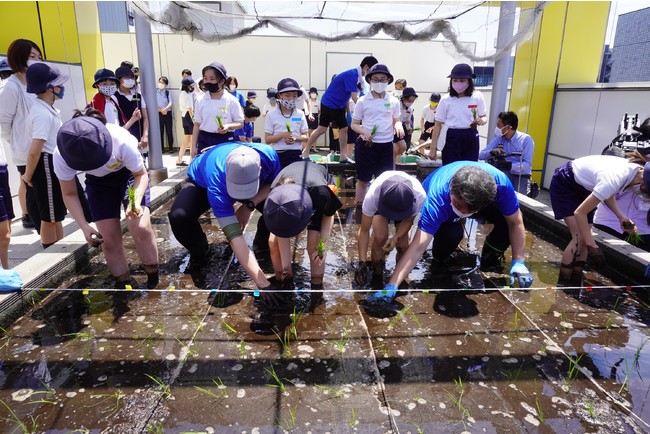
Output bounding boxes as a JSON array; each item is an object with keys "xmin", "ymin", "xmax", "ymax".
[
  {"xmin": 263, "ymin": 184, "xmax": 314, "ymax": 238},
  {"xmin": 225, "ymin": 146, "xmax": 261, "ymax": 200},
  {"xmin": 309, "ymin": 87, "xmax": 318, "ymax": 94},
  {"xmin": 401, "ymin": 87, "xmax": 418, "ymax": 99},
  {"xmin": 0, "ymin": 58, "xmax": 11, "ymax": 73},
  {"xmin": 365, "ymin": 64, "xmax": 394, "ymax": 84},
  {"xmin": 93, "ymin": 68, "xmax": 118, "ymax": 88},
  {"xmin": 115, "ymin": 65, "xmax": 135, "ymax": 79},
  {"xmin": 277, "ymin": 78, "xmax": 303, "ymax": 96},
  {"xmin": 447, "ymin": 63, "xmax": 475, "ymax": 79},
  {"xmin": 26, "ymin": 62, "xmax": 69, "ymax": 94},
  {"xmin": 57, "ymin": 117, "xmax": 112, "ymax": 171},
  {"xmin": 181, "ymin": 77, "xmax": 194, "ymax": 87},
  {"xmin": 377, "ymin": 176, "xmax": 417, "ymax": 221},
  {"xmin": 205, "ymin": 61, "xmax": 227, "ymax": 80}
]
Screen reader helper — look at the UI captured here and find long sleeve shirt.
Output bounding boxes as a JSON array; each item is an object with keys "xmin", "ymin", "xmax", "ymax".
[{"xmin": 479, "ymin": 130, "xmax": 534, "ymax": 176}]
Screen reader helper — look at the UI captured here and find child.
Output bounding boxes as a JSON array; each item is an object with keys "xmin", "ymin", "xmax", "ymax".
[
  {"xmin": 415, "ymin": 92, "xmax": 441, "ymax": 154},
  {"xmin": 225, "ymin": 76, "xmax": 246, "ymax": 107},
  {"xmin": 393, "ymin": 87, "xmax": 418, "ymax": 163},
  {"xmin": 246, "ymin": 90, "xmax": 257, "ymax": 107},
  {"xmin": 350, "ymin": 64, "xmax": 403, "ymax": 204},
  {"xmin": 88, "ymin": 68, "xmax": 126, "ymax": 126},
  {"xmin": 54, "ymin": 109, "xmax": 159, "ymax": 289},
  {"xmin": 191, "ymin": 61, "xmax": 244, "ymax": 159},
  {"xmin": 262, "ymin": 87, "xmax": 277, "ymax": 118},
  {"xmin": 264, "ymin": 78, "xmax": 309, "ymax": 168},
  {"xmin": 177, "ymin": 76, "xmax": 196, "ymax": 166},
  {"xmin": 235, "ymin": 104, "xmax": 260, "ymax": 143},
  {"xmin": 307, "ymin": 87, "xmax": 320, "ymax": 149},
  {"xmin": 23, "ymin": 63, "xmax": 69, "ymax": 247},
  {"xmin": 114, "ymin": 65, "xmax": 149, "ymax": 157}
]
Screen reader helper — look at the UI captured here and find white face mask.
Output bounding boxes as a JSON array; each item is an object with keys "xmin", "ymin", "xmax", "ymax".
[
  {"xmin": 99, "ymin": 84, "xmax": 117, "ymax": 97},
  {"xmin": 451, "ymin": 202, "xmax": 474, "ymax": 218},
  {"xmin": 157, "ymin": 82, "xmax": 166, "ymax": 90},
  {"xmin": 228, "ymin": 85, "xmax": 236, "ymax": 92},
  {"xmin": 494, "ymin": 126, "xmax": 506, "ymax": 137},
  {"xmin": 309, "ymin": 93, "xmax": 317, "ymax": 99},
  {"xmin": 394, "ymin": 90, "xmax": 403, "ymax": 97},
  {"xmin": 278, "ymin": 98, "xmax": 297, "ymax": 109},
  {"xmin": 123, "ymin": 78, "xmax": 136, "ymax": 89},
  {"xmin": 371, "ymin": 82, "xmax": 388, "ymax": 94},
  {"xmin": 403, "ymin": 101, "xmax": 413, "ymax": 108}
]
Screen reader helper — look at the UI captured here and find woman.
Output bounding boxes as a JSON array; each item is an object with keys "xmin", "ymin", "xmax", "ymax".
[
  {"xmin": 426, "ymin": 63, "xmax": 487, "ymax": 165},
  {"xmin": 177, "ymin": 76, "xmax": 195, "ymax": 166},
  {"xmin": 225, "ymin": 76, "xmax": 246, "ymax": 108}
]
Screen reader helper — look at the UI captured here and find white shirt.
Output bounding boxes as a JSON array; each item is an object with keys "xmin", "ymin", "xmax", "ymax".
[
  {"xmin": 594, "ymin": 185, "xmax": 650, "ymax": 235},
  {"xmin": 54, "ymin": 123, "xmax": 144, "ymax": 181},
  {"xmin": 117, "ymin": 88, "xmax": 146, "ymax": 108},
  {"xmin": 352, "ymin": 92, "xmax": 401, "ymax": 143},
  {"xmin": 264, "ymin": 107, "xmax": 308, "ymax": 152},
  {"xmin": 572, "ymin": 155, "xmax": 641, "ymax": 202},
  {"xmin": 29, "ymin": 99, "xmax": 62, "ymax": 155},
  {"xmin": 435, "ymin": 91, "xmax": 486, "ymax": 129},
  {"xmin": 103, "ymin": 99, "xmax": 120, "ymax": 126},
  {"xmin": 399, "ymin": 102, "xmax": 415, "ymax": 128},
  {"xmin": 179, "ymin": 90, "xmax": 194, "ymax": 116},
  {"xmin": 362, "ymin": 170, "xmax": 426, "ymax": 218},
  {"xmin": 310, "ymin": 98, "xmax": 319, "ymax": 114},
  {"xmin": 421, "ymin": 104, "xmax": 436, "ymax": 123},
  {"xmin": 0, "ymin": 74, "xmax": 36, "ymax": 165},
  {"xmin": 262, "ymin": 101, "xmax": 276, "ymax": 116},
  {"xmin": 300, "ymin": 87, "xmax": 310, "ymax": 113},
  {"xmin": 194, "ymin": 91, "xmax": 243, "ymax": 133}
]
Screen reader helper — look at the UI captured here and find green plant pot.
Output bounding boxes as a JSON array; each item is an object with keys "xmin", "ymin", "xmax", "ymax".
[
  {"xmin": 400, "ymin": 155, "xmax": 418, "ymax": 163},
  {"xmin": 310, "ymin": 155, "xmax": 324, "ymax": 162},
  {"xmin": 329, "ymin": 154, "xmax": 340, "ymax": 162}
]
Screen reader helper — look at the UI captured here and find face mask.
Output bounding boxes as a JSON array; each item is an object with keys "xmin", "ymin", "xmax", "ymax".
[
  {"xmin": 52, "ymin": 86, "xmax": 64, "ymax": 100},
  {"xmin": 494, "ymin": 126, "xmax": 506, "ymax": 137},
  {"xmin": 452, "ymin": 81, "xmax": 469, "ymax": 94},
  {"xmin": 403, "ymin": 101, "xmax": 412, "ymax": 108},
  {"xmin": 204, "ymin": 82, "xmax": 220, "ymax": 93},
  {"xmin": 99, "ymin": 84, "xmax": 117, "ymax": 97},
  {"xmin": 451, "ymin": 203, "xmax": 474, "ymax": 218},
  {"xmin": 394, "ymin": 90, "xmax": 403, "ymax": 97},
  {"xmin": 270, "ymin": 97, "xmax": 277, "ymax": 104},
  {"xmin": 228, "ymin": 85, "xmax": 236, "ymax": 92},
  {"xmin": 123, "ymin": 78, "xmax": 136, "ymax": 89},
  {"xmin": 430, "ymin": 102, "xmax": 438, "ymax": 108},
  {"xmin": 310, "ymin": 93, "xmax": 317, "ymax": 99},
  {"xmin": 278, "ymin": 98, "xmax": 297, "ymax": 109},
  {"xmin": 371, "ymin": 82, "xmax": 388, "ymax": 93},
  {"xmin": 157, "ymin": 82, "xmax": 166, "ymax": 90}
]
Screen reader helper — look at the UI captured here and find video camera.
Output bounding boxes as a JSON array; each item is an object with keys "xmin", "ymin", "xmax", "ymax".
[{"xmin": 605, "ymin": 113, "xmax": 650, "ymax": 155}]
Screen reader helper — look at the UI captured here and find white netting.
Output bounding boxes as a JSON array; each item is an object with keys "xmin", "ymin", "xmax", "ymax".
[{"xmin": 130, "ymin": 1, "xmax": 548, "ymax": 63}]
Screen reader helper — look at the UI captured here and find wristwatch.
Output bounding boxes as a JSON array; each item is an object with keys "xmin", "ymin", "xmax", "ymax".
[{"xmin": 244, "ymin": 200, "xmax": 256, "ymax": 211}]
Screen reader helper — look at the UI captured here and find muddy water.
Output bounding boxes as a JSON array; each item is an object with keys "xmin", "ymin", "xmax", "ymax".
[{"xmin": 0, "ymin": 196, "xmax": 649, "ymax": 433}]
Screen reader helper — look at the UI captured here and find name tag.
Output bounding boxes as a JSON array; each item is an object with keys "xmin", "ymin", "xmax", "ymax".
[
  {"xmin": 291, "ymin": 117, "xmax": 301, "ymax": 122},
  {"xmin": 384, "ymin": 103, "xmax": 391, "ymax": 107},
  {"xmin": 219, "ymin": 107, "xmax": 228, "ymax": 112}
]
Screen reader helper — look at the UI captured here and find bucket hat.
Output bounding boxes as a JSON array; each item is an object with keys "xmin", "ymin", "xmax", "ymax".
[
  {"xmin": 93, "ymin": 68, "xmax": 118, "ymax": 88},
  {"xmin": 401, "ymin": 87, "xmax": 418, "ymax": 99},
  {"xmin": 277, "ymin": 78, "xmax": 303, "ymax": 96},
  {"xmin": 376, "ymin": 176, "xmax": 417, "ymax": 221},
  {"xmin": 57, "ymin": 117, "xmax": 113, "ymax": 171},
  {"xmin": 447, "ymin": 63, "xmax": 475, "ymax": 79},
  {"xmin": 263, "ymin": 184, "xmax": 314, "ymax": 238},
  {"xmin": 26, "ymin": 62, "xmax": 68, "ymax": 94},
  {"xmin": 365, "ymin": 64, "xmax": 394, "ymax": 84}
]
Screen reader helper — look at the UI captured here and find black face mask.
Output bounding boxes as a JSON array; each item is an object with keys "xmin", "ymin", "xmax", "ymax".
[{"xmin": 204, "ymin": 82, "xmax": 220, "ymax": 93}]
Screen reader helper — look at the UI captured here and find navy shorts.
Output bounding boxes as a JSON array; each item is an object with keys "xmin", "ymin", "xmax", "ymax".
[
  {"xmin": 419, "ymin": 121, "xmax": 435, "ymax": 141},
  {"xmin": 277, "ymin": 150, "xmax": 303, "ymax": 169},
  {"xmin": 441, "ymin": 128, "xmax": 479, "ymax": 165},
  {"xmin": 319, "ymin": 104, "xmax": 348, "ymax": 129},
  {"xmin": 347, "ymin": 127, "xmax": 359, "ymax": 145},
  {"xmin": 85, "ymin": 167, "xmax": 151, "ymax": 221},
  {"xmin": 549, "ymin": 161, "xmax": 594, "ymax": 222},
  {"xmin": 31, "ymin": 153, "xmax": 66, "ymax": 222},
  {"xmin": 182, "ymin": 112, "xmax": 194, "ymax": 135},
  {"xmin": 197, "ymin": 130, "xmax": 234, "ymax": 154},
  {"xmin": 354, "ymin": 139, "xmax": 393, "ymax": 182},
  {"xmin": 0, "ymin": 166, "xmax": 14, "ymax": 223},
  {"xmin": 307, "ymin": 113, "xmax": 319, "ymax": 130}
]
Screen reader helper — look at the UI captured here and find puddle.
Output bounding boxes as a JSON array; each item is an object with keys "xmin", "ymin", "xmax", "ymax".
[{"xmin": 0, "ymin": 195, "xmax": 649, "ymax": 432}]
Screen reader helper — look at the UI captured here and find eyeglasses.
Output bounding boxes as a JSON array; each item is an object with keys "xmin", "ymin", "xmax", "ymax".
[{"xmin": 370, "ymin": 79, "xmax": 389, "ymax": 84}]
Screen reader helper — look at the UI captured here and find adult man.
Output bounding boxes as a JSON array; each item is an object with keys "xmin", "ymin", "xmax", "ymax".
[
  {"xmin": 168, "ymin": 143, "xmax": 281, "ymax": 303},
  {"xmin": 360, "ymin": 161, "xmax": 534, "ymax": 312},
  {"xmin": 479, "ymin": 111, "xmax": 534, "ymax": 195},
  {"xmin": 302, "ymin": 56, "xmax": 378, "ymax": 164}
]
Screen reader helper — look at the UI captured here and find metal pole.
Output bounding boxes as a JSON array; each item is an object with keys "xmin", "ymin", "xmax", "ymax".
[
  {"xmin": 487, "ymin": 1, "xmax": 516, "ymax": 142},
  {"xmin": 134, "ymin": 9, "xmax": 168, "ymax": 184}
]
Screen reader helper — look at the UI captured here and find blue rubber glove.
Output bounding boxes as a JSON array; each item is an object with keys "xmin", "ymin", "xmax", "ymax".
[
  {"xmin": 510, "ymin": 260, "xmax": 533, "ymax": 288},
  {"xmin": 365, "ymin": 284, "xmax": 398, "ymax": 302},
  {"xmin": 0, "ymin": 268, "xmax": 23, "ymax": 292}
]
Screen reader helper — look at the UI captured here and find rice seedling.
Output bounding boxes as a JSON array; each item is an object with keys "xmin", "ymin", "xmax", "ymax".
[
  {"xmin": 445, "ymin": 376, "xmax": 471, "ymax": 421},
  {"xmin": 194, "ymin": 377, "xmax": 228, "ymax": 399},
  {"xmin": 565, "ymin": 354, "xmax": 584, "ymax": 386},
  {"xmin": 64, "ymin": 331, "xmax": 95, "ymax": 343},
  {"xmin": 625, "ymin": 232, "xmax": 643, "ymax": 246},
  {"xmin": 275, "ymin": 405, "xmax": 297, "ymax": 432},
  {"xmin": 239, "ymin": 338, "xmax": 246, "ymax": 358},
  {"xmin": 317, "ymin": 238, "xmax": 326, "ymax": 259},
  {"xmin": 585, "ymin": 398, "xmax": 595, "ymax": 418},
  {"xmin": 24, "ymin": 383, "xmax": 57, "ymax": 406},
  {"xmin": 222, "ymin": 319, "xmax": 237, "ymax": 334},
  {"xmin": 388, "ymin": 305, "xmax": 412, "ymax": 330},
  {"xmin": 633, "ymin": 338, "xmax": 648, "ymax": 368},
  {"xmin": 216, "ymin": 114, "xmax": 224, "ymax": 128},
  {"xmin": 265, "ymin": 365, "xmax": 289, "ymax": 393},
  {"xmin": 314, "ymin": 385, "xmax": 346, "ymax": 399},
  {"xmin": 145, "ymin": 374, "xmax": 172, "ymax": 398},
  {"xmin": 145, "ymin": 422, "xmax": 164, "ymax": 434},
  {"xmin": 289, "ymin": 307, "xmax": 304, "ymax": 341},
  {"xmin": 193, "ymin": 313, "xmax": 204, "ymax": 332},
  {"xmin": 534, "ymin": 396, "xmax": 544, "ymax": 423},
  {"xmin": 274, "ymin": 329, "xmax": 292, "ymax": 358},
  {"xmin": 174, "ymin": 337, "xmax": 198, "ymax": 357},
  {"xmin": 285, "ymin": 121, "xmax": 291, "ymax": 132},
  {"xmin": 619, "ymin": 353, "xmax": 630, "ymax": 394},
  {"xmin": 0, "ymin": 398, "xmax": 40, "ymax": 433},
  {"xmin": 364, "ymin": 125, "xmax": 378, "ymax": 147},
  {"xmin": 127, "ymin": 185, "xmax": 137, "ymax": 214},
  {"xmin": 605, "ymin": 297, "xmax": 622, "ymax": 331},
  {"xmin": 348, "ymin": 407, "xmax": 358, "ymax": 429},
  {"xmin": 89, "ymin": 389, "xmax": 125, "ymax": 416}
]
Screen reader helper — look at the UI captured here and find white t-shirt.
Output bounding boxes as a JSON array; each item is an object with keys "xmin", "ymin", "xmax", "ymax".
[
  {"xmin": 362, "ymin": 170, "xmax": 426, "ymax": 217},
  {"xmin": 571, "ymin": 155, "xmax": 641, "ymax": 202},
  {"xmin": 262, "ymin": 101, "xmax": 276, "ymax": 117},
  {"xmin": 352, "ymin": 92, "xmax": 400, "ymax": 143},
  {"xmin": 300, "ymin": 87, "xmax": 310, "ymax": 113},
  {"xmin": 179, "ymin": 90, "xmax": 195, "ymax": 116},
  {"xmin": 264, "ymin": 107, "xmax": 308, "ymax": 152},
  {"xmin": 435, "ymin": 91, "xmax": 486, "ymax": 129},
  {"xmin": 421, "ymin": 104, "xmax": 436, "ymax": 123},
  {"xmin": 594, "ymin": 185, "xmax": 650, "ymax": 235},
  {"xmin": 0, "ymin": 74, "xmax": 36, "ymax": 165},
  {"xmin": 29, "ymin": 99, "xmax": 62, "ymax": 155},
  {"xmin": 310, "ymin": 98, "xmax": 320, "ymax": 114},
  {"xmin": 399, "ymin": 102, "xmax": 415, "ymax": 128},
  {"xmin": 54, "ymin": 123, "xmax": 144, "ymax": 181},
  {"xmin": 194, "ymin": 91, "xmax": 243, "ymax": 133},
  {"xmin": 117, "ymin": 88, "xmax": 146, "ymax": 108},
  {"xmin": 104, "ymin": 99, "xmax": 121, "ymax": 126}
]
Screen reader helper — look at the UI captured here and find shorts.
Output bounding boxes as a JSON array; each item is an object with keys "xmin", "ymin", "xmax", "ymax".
[
  {"xmin": 319, "ymin": 104, "xmax": 348, "ymax": 129},
  {"xmin": 0, "ymin": 166, "xmax": 14, "ymax": 222},
  {"xmin": 276, "ymin": 150, "xmax": 303, "ymax": 169},
  {"xmin": 354, "ymin": 139, "xmax": 394, "ymax": 182},
  {"xmin": 347, "ymin": 127, "xmax": 359, "ymax": 145},
  {"xmin": 307, "ymin": 113, "xmax": 319, "ymax": 130},
  {"xmin": 30, "ymin": 153, "xmax": 66, "ymax": 223},
  {"xmin": 197, "ymin": 130, "xmax": 235, "ymax": 154},
  {"xmin": 182, "ymin": 112, "xmax": 194, "ymax": 135},
  {"xmin": 549, "ymin": 162, "xmax": 594, "ymax": 222},
  {"xmin": 85, "ymin": 167, "xmax": 151, "ymax": 221},
  {"xmin": 393, "ymin": 132, "xmax": 412, "ymax": 146},
  {"xmin": 419, "ymin": 121, "xmax": 435, "ymax": 141}
]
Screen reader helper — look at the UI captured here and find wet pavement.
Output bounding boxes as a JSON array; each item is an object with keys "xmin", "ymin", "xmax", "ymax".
[{"xmin": 1, "ymin": 195, "xmax": 650, "ymax": 433}]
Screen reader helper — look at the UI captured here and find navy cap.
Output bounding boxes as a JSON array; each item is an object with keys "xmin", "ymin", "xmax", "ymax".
[
  {"xmin": 365, "ymin": 63, "xmax": 394, "ymax": 84},
  {"xmin": 309, "ymin": 87, "xmax": 318, "ymax": 94},
  {"xmin": 448, "ymin": 63, "xmax": 475, "ymax": 79},
  {"xmin": 57, "ymin": 117, "xmax": 112, "ymax": 171},
  {"xmin": 401, "ymin": 87, "xmax": 418, "ymax": 99},
  {"xmin": 181, "ymin": 77, "xmax": 194, "ymax": 87},
  {"xmin": 264, "ymin": 184, "xmax": 314, "ymax": 238},
  {"xmin": 93, "ymin": 68, "xmax": 118, "ymax": 88},
  {"xmin": 115, "ymin": 65, "xmax": 135, "ymax": 79},
  {"xmin": 247, "ymin": 90, "xmax": 257, "ymax": 98},
  {"xmin": 429, "ymin": 92, "xmax": 441, "ymax": 102},
  {"xmin": 206, "ymin": 61, "xmax": 227, "ymax": 80},
  {"xmin": 0, "ymin": 58, "xmax": 11, "ymax": 73},
  {"xmin": 266, "ymin": 87, "xmax": 277, "ymax": 98},
  {"xmin": 277, "ymin": 78, "xmax": 303, "ymax": 96},
  {"xmin": 26, "ymin": 63, "xmax": 69, "ymax": 94},
  {"xmin": 377, "ymin": 176, "xmax": 417, "ymax": 221}
]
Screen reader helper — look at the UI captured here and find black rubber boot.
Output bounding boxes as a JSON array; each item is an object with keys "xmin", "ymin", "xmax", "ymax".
[{"xmin": 480, "ymin": 244, "xmax": 505, "ymax": 273}]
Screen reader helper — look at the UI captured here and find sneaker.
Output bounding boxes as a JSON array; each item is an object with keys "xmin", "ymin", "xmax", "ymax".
[
  {"xmin": 21, "ymin": 215, "xmax": 35, "ymax": 229},
  {"xmin": 339, "ymin": 158, "xmax": 355, "ymax": 165},
  {"xmin": 176, "ymin": 161, "xmax": 188, "ymax": 167}
]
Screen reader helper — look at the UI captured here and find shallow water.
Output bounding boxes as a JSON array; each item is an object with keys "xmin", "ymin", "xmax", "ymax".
[{"xmin": 0, "ymin": 197, "xmax": 649, "ymax": 433}]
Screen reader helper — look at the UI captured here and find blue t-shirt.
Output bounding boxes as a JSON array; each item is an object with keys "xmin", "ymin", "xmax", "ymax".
[
  {"xmin": 229, "ymin": 90, "xmax": 246, "ymax": 108},
  {"xmin": 188, "ymin": 142, "xmax": 280, "ymax": 218},
  {"xmin": 234, "ymin": 122, "xmax": 254, "ymax": 139},
  {"xmin": 320, "ymin": 68, "xmax": 360, "ymax": 109},
  {"xmin": 418, "ymin": 161, "xmax": 519, "ymax": 236}
]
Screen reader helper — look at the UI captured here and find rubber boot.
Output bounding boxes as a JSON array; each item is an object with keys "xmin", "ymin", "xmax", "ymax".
[
  {"xmin": 144, "ymin": 264, "xmax": 159, "ymax": 289},
  {"xmin": 480, "ymin": 243, "xmax": 505, "ymax": 273}
]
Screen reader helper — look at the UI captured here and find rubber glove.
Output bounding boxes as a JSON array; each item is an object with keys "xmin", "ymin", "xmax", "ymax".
[
  {"xmin": 365, "ymin": 283, "xmax": 398, "ymax": 303},
  {"xmin": 510, "ymin": 260, "xmax": 533, "ymax": 288},
  {"xmin": 0, "ymin": 268, "xmax": 23, "ymax": 292}
]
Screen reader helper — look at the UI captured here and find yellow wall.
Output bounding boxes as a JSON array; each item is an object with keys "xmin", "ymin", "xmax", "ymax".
[
  {"xmin": 74, "ymin": 1, "xmax": 104, "ymax": 100},
  {"xmin": 510, "ymin": 1, "xmax": 610, "ymax": 184}
]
